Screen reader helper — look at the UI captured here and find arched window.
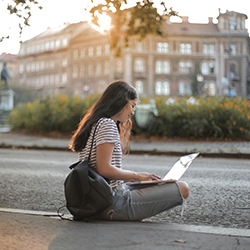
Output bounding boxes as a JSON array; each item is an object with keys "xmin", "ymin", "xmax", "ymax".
[
  {"xmin": 155, "ymin": 61, "xmax": 162, "ymax": 74},
  {"xmin": 96, "ymin": 46, "xmax": 102, "ymax": 56},
  {"xmin": 88, "ymin": 64, "xmax": 93, "ymax": 76},
  {"xmin": 201, "ymin": 61, "xmax": 215, "ymax": 75},
  {"xmin": 72, "ymin": 65, "xmax": 78, "ymax": 78},
  {"xmin": 179, "ymin": 61, "xmax": 192, "ymax": 74},
  {"xmin": 155, "ymin": 81, "xmax": 170, "ymax": 95},
  {"xmin": 134, "ymin": 58, "xmax": 144, "ymax": 72},
  {"xmin": 179, "ymin": 81, "xmax": 192, "ymax": 96},
  {"xmin": 163, "ymin": 61, "xmax": 170, "ymax": 74},
  {"xmin": 156, "ymin": 61, "xmax": 170, "ymax": 74},
  {"xmin": 201, "ymin": 62, "xmax": 209, "ymax": 75},
  {"xmin": 135, "ymin": 80, "xmax": 144, "ymax": 94},
  {"xmin": 96, "ymin": 63, "xmax": 102, "ymax": 76}
]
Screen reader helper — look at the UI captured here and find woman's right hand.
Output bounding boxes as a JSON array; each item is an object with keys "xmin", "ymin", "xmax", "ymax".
[{"xmin": 134, "ymin": 172, "xmax": 161, "ymax": 181}]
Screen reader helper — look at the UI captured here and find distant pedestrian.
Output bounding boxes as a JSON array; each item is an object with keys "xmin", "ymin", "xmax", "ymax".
[{"xmin": 69, "ymin": 80, "xmax": 189, "ymax": 221}]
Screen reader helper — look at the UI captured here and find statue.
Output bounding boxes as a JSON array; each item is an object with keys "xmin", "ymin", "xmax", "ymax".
[{"xmin": 1, "ymin": 62, "xmax": 10, "ymax": 90}]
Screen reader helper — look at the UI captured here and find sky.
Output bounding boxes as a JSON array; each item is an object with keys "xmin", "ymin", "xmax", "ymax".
[{"xmin": 0, "ymin": 0, "xmax": 250, "ymax": 55}]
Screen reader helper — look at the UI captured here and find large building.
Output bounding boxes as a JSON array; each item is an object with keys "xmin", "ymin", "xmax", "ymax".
[{"xmin": 16, "ymin": 9, "xmax": 250, "ymax": 98}]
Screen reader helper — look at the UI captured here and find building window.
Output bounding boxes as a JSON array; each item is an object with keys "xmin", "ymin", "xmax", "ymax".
[
  {"xmin": 50, "ymin": 60, "xmax": 55, "ymax": 69},
  {"xmin": 88, "ymin": 64, "xmax": 93, "ymax": 76},
  {"xmin": 36, "ymin": 62, "xmax": 39, "ymax": 71},
  {"xmin": 50, "ymin": 41, "xmax": 55, "ymax": 50},
  {"xmin": 80, "ymin": 64, "xmax": 85, "ymax": 77},
  {"xmin": 72, "ymin": 65, "xmax": 78, "ymax": 78},
  {"xmin": 55, "ymin": 39, "xmax": 60, "ymax": 48},
  {"xmin": 180, "ymin": 43, "xmax": 191, "ymax": 54},
  {"xmin": 40, "ymin": 76, "xmax": 44, "ymax": 86},
  {"xmin": 62, "ymin": 73, "xmax": 67, "ymax": 84},
  {"xmin": 73, "ymin": 49, "xmax": 78, "ymax": 59},
  {"xmin": 155, "ymin": 61, "xmax": 170, "ymax": 74},
  {"xmin": 230, "ymin": 45, "xmax": 236, "ymax": 55},
  {"xmin": 96, "ymin": 63, "xmax": 102, "ymax": 76},
  {"xmin": 105, "ymin": 44, "xmax": 110, "ymax": 54},
  {"xmin": 201, "ymin": 61, "xmax": 215, "ymax": 75},
  {"xmin": 31, "ymin": 62, "xmax": 35, "ymax": 72},
  {"xmin": 40, "ymin": 61, "xmax": 44, "ymax": 70},
  {"xmin": 45, "ymin": 75, "xmax": 49, "ymax": 85},
  {"xmin": 157, "ymin": 42, "xmax": 169, "ymax": 53},
  {"xmin": 136, "ymin": 42, "xmax": 143, "ymax": 52},
  {"xmin": 26, "ymin": 63, "xmax": 30, "ymax": 72},
  {"xmin": 96, "ymin": 46, "xmax": 102, "ymax": 56},
  {"xmin": 179, "ymin": 61, "xmax": 192, "ymax": 74},
  {"xmin": 62, "ymin": 38, "xmax": 68, "ymax": 47},
  {"xmin": 134, "ymin": 58, "xmax": 144, "ymax": 72},
  {"xmin": 45, "ymin": 41, "xmax": 50, "ymax": 50},
  {"xmin": 135, "ymin": 80, "xmax": 144, "ymax": 94},
  {"xmin": 155, "ymin": 81, "xmax": 170, "ymax": 95},
  {"xmin": 55, "ymin": 74, "xmax": 60, "ymax": 85},
  {"xmin": 203, "ymin": 44, "xmax": 215, "ymax": 55},
  {"xmin": 88, "ymin": 47, "xmax": 93, "ymax": 57},
  {"xmin": 179, "ymin": 81, "xmax": 192, "ymax": 95},
  {"xmin": 203, "ymin": 82, "xmax": 216, "ymax": 96},
  {"xmin": 80, "ymin": 48, "xmax": 85, "ymax": 58},
  {"xmin": 50, "ymin": 74, "xmax": 54, "ymax": 85},
  {"xmin": 104, "ymin": 61, "xmax": 110, "ymax": 75},
  {"xmin": 19, "ymin": 64, "xmax": 24, "ymax": 74},
  {"xmin": 116, "ymin": 59, "xmax": 123, "ymax": 73},
  {"xmin": 62, "ymin": 58, "xmax": 67, "ymax": 67}
]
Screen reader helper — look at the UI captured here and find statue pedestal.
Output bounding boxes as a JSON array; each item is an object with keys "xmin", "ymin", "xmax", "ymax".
[{"xmin": 0, "ymin": 90, "xmax": 15, "ymax": 111}]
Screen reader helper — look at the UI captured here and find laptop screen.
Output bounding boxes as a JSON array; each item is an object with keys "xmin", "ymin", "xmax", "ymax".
[{"xmin": 162, "ymin": 152, "xmax": 199, "ymax": 181}]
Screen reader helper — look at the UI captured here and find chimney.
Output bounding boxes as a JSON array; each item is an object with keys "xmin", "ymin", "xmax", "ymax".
[
  {"xmin": 182, "ymin": 16, "xmax": 189, "ymax": 23},
  {"xmin": 208, "ymin": 17, "xmax": 213, "ymax": 23}
]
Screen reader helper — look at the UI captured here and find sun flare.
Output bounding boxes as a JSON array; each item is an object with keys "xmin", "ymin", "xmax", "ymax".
[{"xmin": 90, "ymin": 13, "xmax": 111, "ymax": 34}]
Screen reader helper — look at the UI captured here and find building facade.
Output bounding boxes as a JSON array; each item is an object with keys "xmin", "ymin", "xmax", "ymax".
[{"xmin": 16, "ymin": 10, "xmax": 250, "ymax": 98}]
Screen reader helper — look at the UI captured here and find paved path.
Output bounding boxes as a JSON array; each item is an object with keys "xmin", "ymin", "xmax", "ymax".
[
  {"xmin": 1, "ymin": 131, "xmax": 250, "ymax": 157},
  {"xmin": 1, "ymin": 131, "xmax": 250, "ymax": 249},
  {"xmin": 1, "ymin": 209, "xmax": 250, "ymax": 250}
]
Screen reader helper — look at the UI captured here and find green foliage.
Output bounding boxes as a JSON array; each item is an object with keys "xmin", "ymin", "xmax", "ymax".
[
  {"xmin": 133, "ymin": 96, "xmax": 250, "ymax": 140},
  {"xmin": 87, "ymin": 0, "xmax": 178, "ymax": 57},
  {"xmin": 1, "ymin": 0, "xmax": 42, "ymax": 41},
  {"xmin": 9, "ymin": 94, "xmax": 99, "ymax": 133},
  {"xmin": 8, "ymin": 94, "xmax": 250, "ymax": 140}
]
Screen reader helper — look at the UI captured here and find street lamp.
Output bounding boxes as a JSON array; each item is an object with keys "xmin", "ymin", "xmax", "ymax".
[{"xmin": 196, "ymin": 74, "xmax": 204, "ymax": 95}]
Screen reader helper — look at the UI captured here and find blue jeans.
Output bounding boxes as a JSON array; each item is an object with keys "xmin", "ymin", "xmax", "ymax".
[{"xmin": 93, "ymin": 182, "xmax": 183, "ymax": 221}]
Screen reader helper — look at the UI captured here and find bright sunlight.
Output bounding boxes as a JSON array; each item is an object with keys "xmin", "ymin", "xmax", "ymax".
[{"xmin": 91, "ymin": 13, "xmax": 111, "ymax": 33}]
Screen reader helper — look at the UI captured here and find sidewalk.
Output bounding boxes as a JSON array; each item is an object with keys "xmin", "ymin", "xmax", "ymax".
[
  {"xmin": 1, "ymin": 209, "xmax": 250, "ymax": 250},
  {"xmin": 0, "ymin": 131, "xmax": 250, "ymax": 158},
  {"xmin": 1, "ymin": 131, "xmax": 250, "ymax": 249}
]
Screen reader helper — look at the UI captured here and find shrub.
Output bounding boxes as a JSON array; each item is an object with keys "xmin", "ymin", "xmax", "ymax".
[
  {"xmin": 9, "ymin": 94, "xmax": 99, "ymax": 133},
  {"xmin": 133, "ymin": 96, "xmax": 250, "ymax": 140},
  {"xmin": 8, "ymin": 94, "xmax": 250, "ymax": 140}
]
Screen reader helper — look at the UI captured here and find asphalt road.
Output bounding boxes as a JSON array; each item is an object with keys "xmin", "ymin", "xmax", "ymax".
[{"xmin": 0, "ymin": 149, "xmax": 249, "ymax": 230}]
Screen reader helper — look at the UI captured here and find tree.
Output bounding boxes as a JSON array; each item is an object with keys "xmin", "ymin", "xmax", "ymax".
[
  {"xmin": 1, "ymin": 0, "xmax": 178, "ymax": 56},
  {"xmin": 0, "ymin": 0, "xmax": 42, "ymax": 42},
  {"xmin": 87, "ymin": 0, "xmax": 178, "ymax": 56}
]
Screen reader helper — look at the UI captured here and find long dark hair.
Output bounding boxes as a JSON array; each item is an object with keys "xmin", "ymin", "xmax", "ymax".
[{"xmin": 69, "ymin": 80, "xmax": 138, "ymax": 153}]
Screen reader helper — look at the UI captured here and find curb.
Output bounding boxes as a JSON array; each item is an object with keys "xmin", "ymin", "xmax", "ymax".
[{"xmin": 1, "ymin": 144, "xmax": 250, "ymax": 159}]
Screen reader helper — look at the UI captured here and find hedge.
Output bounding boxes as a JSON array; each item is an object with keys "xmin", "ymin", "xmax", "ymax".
[{"xmin": 8, "ymin": 94, "xmax": 250, "ymax": 140}]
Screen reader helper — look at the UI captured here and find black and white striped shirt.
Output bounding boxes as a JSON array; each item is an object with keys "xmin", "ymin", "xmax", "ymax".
[{"xmin": 79, "ymin": 118, "xmax": 123, "ymax": 188}]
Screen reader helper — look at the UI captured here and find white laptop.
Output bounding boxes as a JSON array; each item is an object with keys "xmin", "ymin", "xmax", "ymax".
[{"xmin": 126, "ymin": 152, "xmax": 199, "ymax": 186}]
